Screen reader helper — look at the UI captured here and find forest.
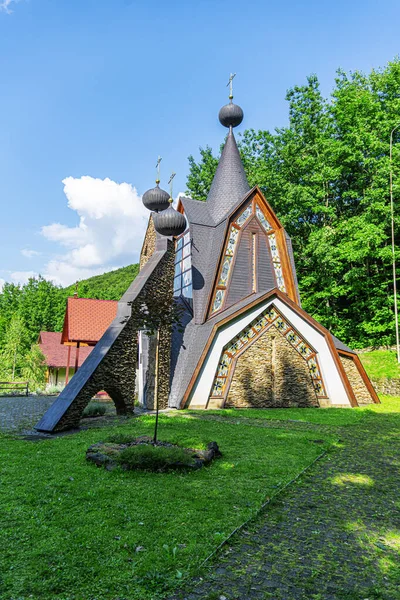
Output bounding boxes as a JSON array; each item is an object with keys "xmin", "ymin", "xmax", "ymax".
[{"xmin": 1, "ymin": 60, "xmax": 400, "ymax": 383}]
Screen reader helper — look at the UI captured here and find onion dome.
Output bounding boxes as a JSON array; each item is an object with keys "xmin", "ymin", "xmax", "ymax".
[
  {"xmin": 218, "ymin": 101, "xmax": 243, "ymax": 128},
  {"xmin": 153, "ymin": 200, "xmax": 187, "ymax": 237},
  {"xmin": 142, "ymin": 182, "xmax": 170, "ymax": 212}
]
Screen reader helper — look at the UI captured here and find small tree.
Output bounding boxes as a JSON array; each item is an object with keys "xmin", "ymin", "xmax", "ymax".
[
  {"xmin": 130, "ymin": 291, "xmax": 184, "ymax": 445},
  {"xmin": 22, "ymin": 344, "xmax": 47, "ymax": 389},
  {"xmin": 0, "ymin": 314, "xmax": 28, "ymax": 380}
]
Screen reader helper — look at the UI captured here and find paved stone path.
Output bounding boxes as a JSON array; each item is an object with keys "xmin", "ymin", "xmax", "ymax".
[
  {"xmin": 0, "ymin": 396, "xmax": 55, "ymax": 433},
  {"xmin": 170, "ymin": 413, "xmax": 400, "ymax": 600}
]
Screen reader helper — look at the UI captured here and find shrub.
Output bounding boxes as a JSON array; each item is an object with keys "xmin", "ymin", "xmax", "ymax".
[
  {"xmin": 83, "ymin": 402, "xmax": 107, "ymax": 418},
  {"xmin": 116, "ymin": 444, "xmax": 195, "ymax": 471}
]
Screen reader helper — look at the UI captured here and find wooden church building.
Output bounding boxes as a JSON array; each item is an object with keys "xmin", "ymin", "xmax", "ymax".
[{"xmin": 36, "ymin": 93, "xmax": 378, "ymax": 433}]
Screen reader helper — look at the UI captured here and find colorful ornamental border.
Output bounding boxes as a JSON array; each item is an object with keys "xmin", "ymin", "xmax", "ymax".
[
  {"xmin": 209, "ymin": 305, "xmax": 328, "ymax": 402},
  {"xmin": 211, "ymin": 202, "xmax": 286, "ymax": 314}
]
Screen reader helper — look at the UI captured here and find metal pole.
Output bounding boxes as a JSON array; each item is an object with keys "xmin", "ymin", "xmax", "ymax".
[{"xmin": 390, "ymin": 124, "xmax": 400, "ymax": 363}]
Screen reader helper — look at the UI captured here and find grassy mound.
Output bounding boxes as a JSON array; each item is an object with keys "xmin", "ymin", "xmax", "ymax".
[{"xmin": 117, "ymin": 444, "xmax": 197, "ymax": 471}]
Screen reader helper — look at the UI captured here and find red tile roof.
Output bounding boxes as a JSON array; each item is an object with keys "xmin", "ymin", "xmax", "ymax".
[
  {"xmin": 38, "ymin": 332, "xmax": 94, "ymax": 368},
  {"xmin": 61, "ymin": 297, "xmax": 118, "ymax": 344}
]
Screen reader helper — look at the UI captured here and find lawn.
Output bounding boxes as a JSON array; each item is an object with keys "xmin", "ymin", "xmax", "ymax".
[
  {"xmin": 359, "ymin": 349, "xmax": 400, "ymax": 379},
  {"xmin": 0, "ymin": 398, "xmax": 399, "ymax": 600},
  {"xmin": 0, "ymin": 412, "xmax": 336, "ymax": 600}
]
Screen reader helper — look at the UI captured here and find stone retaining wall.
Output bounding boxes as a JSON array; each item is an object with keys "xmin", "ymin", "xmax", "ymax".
[{"xmin": 370, "ymin": 378, "xmax": 400, "ymax": 396}]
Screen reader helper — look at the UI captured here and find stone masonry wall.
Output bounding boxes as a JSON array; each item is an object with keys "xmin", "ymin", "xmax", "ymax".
[
  {"xmin": 370, "ymin": 377, "xmax": 400, "ymax": 396},
  {"xmin": 339, "ymin": 356, "xmax": 375, "ymax": 405},
  {"xmin": 140, "ymin": 216, "xmax": 157, "ymax": 270},
  {"xmin": 53, "ymin": 240, "xmax": 175, "ymax": 431},
  {"xmin": 54, "ymin": 318, "xmax": 138, "ymax": 431},
  {"xmin": 226, "ymin": 327, "xmax": 319, "ymax": 408}
]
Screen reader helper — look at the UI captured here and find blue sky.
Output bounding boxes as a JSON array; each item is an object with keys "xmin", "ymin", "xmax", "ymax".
[{"xmin": 1, "ymin": 0, "xmax": 399, "ymax": 288}]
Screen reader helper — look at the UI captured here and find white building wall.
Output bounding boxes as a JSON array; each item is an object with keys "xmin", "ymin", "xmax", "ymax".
[{"xmin": 188, "ymin": 297, "xmax": 351, "ymax": 408}]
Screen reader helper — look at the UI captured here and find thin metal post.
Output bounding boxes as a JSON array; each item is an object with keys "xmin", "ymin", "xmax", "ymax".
[
  {"xmin": 390, "ymin": 124, "xmax": 400, "ymax": 363},
  {"xmin": 153, "ymin": 329, "xmax": 160, "ymax": 444}
]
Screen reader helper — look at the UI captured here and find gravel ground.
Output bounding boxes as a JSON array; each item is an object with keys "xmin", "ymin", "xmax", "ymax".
[{"xmin": 0, "ymin": 395, "xmax": 55, "ymax": 433}]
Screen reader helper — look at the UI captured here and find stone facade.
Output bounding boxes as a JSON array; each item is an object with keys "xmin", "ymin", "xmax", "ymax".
[
  {"xmin": 53, "ymin": 318, "xmax": 138, "ymax": 431},
  {"xmin": 339, "ymin": 355, "xmax": 375, "ymax": 405},
  {"xmin": 226, "ymin": 327, "xmax": 319, "ymax": 408},
  {"xmin": 46, "ymin": 239, "xmax": 175, "ymax": 432},
  {"xmin": 140, "ymin": 216, "xmax": 157, "ymax": 270},
  {"xmin": 140, "ymin": 327, "xmax": 172, "ymax": 411}
]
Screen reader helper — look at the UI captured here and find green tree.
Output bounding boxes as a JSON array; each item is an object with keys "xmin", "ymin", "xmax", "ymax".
[
  {"xmin": 186, "ymin": 146, "xmax": 219, "ymax": 202},
  {"xmin": 18, "ymin": 276, "xmax": 65, "ymax": 343},
  {"xmin": 21, "ymin": 344, "xmax": 47, "ymax": 388},
  {"xmin": 0, "ymin": 314, "xmax": 29, "ymax": 380}
]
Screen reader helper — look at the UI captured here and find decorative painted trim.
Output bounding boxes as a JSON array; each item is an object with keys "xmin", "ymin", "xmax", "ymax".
[
  {"xmin": 210, "ymin": 200, "xmax": 288, "ymax": 315},
  {"xmin": 209, "ymin": 304, "xmax": 327, "ymax": 402}
]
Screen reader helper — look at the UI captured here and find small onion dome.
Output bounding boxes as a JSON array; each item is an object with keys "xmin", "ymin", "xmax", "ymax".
[
  {"xmin": 142, "ymin": 183, "xmax": 170, "ymax": 212},
  {"xmin": 218, "ymin": 102, "xmax": 244, "ymax": 128},
  {"xmin": 153, "ymin": 202, "xmax": 187, "ymax": 237}
]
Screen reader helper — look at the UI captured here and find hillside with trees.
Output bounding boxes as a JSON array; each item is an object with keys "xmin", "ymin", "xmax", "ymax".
[{"xmin": 187, "ymin": 60, "xmax": 400, "ymax": 349}]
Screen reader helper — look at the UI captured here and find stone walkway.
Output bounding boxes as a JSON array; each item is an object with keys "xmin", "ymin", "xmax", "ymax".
[
  {"xmin": 170, "ymin": 412, "xmax": 400, "ymax": 600},
  {"xmin": 0, "ymin": 396, "xmax": 55, "ymax": 433}
]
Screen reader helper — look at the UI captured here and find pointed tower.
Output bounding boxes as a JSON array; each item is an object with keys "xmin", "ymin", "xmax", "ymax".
[{"xmin": 206, "ymin": 99, "xmax": 250, "ymax": 222}]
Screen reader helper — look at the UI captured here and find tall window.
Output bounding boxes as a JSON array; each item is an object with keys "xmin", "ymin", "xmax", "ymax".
[{"xmin": 173, "ymin": 231, "xmax": 192, "ymax": 307}]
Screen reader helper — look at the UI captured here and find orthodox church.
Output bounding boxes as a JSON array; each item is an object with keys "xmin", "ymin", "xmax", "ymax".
[{"xmin": 36, "ymin": 91, "xmax": 378, "ymax": 433}]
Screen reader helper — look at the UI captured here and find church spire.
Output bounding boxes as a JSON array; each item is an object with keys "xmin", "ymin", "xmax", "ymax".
[{"xmin": 206, "ymin": 77, "xmax": 250, "ymax": 223}]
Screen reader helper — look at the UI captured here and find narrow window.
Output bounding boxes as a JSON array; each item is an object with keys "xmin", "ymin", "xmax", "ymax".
[{"xmin": 252, "ymin": 233, "xmax": 257, "ymax": 293}]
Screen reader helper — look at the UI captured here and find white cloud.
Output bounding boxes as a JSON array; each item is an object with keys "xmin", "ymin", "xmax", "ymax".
[
  {"xmin": 41, "ymin": 176, "xmax": 150, "ymax": 286},
  {"xmin": 0, "ymin": 278, "xmax": 5, "ymax": 292},
  {"xmin": 10, "ymin": 271, "xmax": 38, "ymax": 285},
  {"xmin": 21, "ymin": 249, "xmax": 41, "ymax": 259},
  {"xmin": 0, "ymin": 0, "xmax": 22, "ymax": 14}
]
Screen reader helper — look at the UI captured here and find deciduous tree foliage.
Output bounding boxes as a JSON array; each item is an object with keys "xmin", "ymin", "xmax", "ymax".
[
  {"xmin": 0, "ymin": 265, "xmax": 140, "ymax": 357},
  {"xmin": 186, "ymin": 61, "xmax": 400, "ymax": 348}
]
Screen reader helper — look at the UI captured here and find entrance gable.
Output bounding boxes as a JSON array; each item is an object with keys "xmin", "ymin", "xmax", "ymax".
[{"xmin": 208, "ymin": 304, "xmax": 327, "ymax": 408}]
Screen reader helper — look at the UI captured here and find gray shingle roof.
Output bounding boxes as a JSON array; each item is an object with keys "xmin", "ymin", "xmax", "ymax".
[
  {"xmin": 180, "ymin": 197, "xmax": 214, "ymax": 226},
  {"xmin": 332, "ymin": 335, "xmax": 354, "ymax": 354},
  {"xmin": 191, "ymin": 220, "xmax": 227, "ymax": 324},
  {"xmin": 206, "ymin": 129, "xmax": 250, "ymax": 223}
]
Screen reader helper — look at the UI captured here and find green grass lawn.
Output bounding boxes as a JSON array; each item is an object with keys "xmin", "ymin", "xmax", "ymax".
[
  {"xmin": 359, "ymin": 349, "xmax": 400, "ymax": 379},
  {"xmin": 0, "ymin": 398, "xmax": 399, "ymax": 600},
  {"xmin": 0, "ymin": 413, "xmax": 336, "ymax": 600}
]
